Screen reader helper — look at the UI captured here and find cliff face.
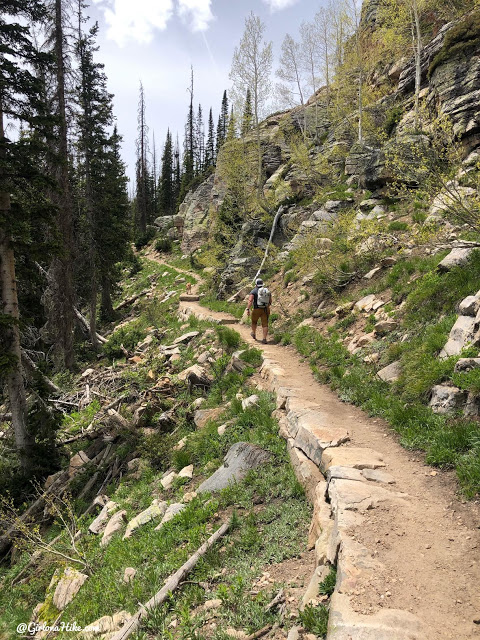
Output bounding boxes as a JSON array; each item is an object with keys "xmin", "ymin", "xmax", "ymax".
[{"xmin": 155, "ymin": 10, "xmax": 480, "ymax": 294}]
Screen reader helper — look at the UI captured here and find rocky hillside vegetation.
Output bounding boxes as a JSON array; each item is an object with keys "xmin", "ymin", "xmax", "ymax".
[{"xmin": 152, "ymin": 5, "xmax": 480, "ymax": 499}]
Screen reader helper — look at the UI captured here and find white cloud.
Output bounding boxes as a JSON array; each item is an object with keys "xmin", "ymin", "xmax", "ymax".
[
  {"xmin": 177, "ymin": 0, "xmax": 214, "ymax": 32},
  {"xmin": 263, "ymin": 0, "xmax": 299, "ymax": 11},
  {"xmin": 102, "ymin": 0, "xmax": 174, "ymax": 45},
  {"xmin": 96, "ymin": 0, "xmax": 214, "ymax": 45}
]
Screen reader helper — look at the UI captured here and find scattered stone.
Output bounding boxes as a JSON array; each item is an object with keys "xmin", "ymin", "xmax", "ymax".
[
  {"xmin": 161, "ymin": 471, "xmax": 177, "ymax": 490},
  {"xmin": 364, "ymin": 353, "xmax": 380, "ymax": 364},
  {"xmin": 155, "ymin": 503, "xmax": 186, "ymax": 529},
  {"xmin": 226, "ymin": 629, "xmax": 248, "ymax": 639},
  {"xmin": 123, "ymin": 500, "xmax": 167, "ymax": 539},
  {"xmin": 179, "ymin": 294, "xmax": 200, "ymax": 301},
  {"xmin": 183, "ymin": 491, "xmax": 197, "ymax": 503},
  {"xmin": 129, "ymin": 355, "xmax": 143, "ymax": 365},
  {"xmin": 440, "ymin": 315, "xmax": 477, "ymax": 358},
  {"xmin": 464, "ymin": 392, "xmax": 480, "ymax": 417},
  {"xmin": 80, "ymin": 611, "xmax": 132, "ymax": 639},
  {"xmin": 374, "ymin": 320, "xmax": 397, "ymax": 335},
  {"xmin": 459, "ymin": 295, "xmax": 480, "ymax": 316},
  {"xmin": 89, "ymin": 501, "xmax": 118, "ymax": 535},
  {"xmin": 454, "ymin": 358, "xmax": 480, "ymax": 372},
  {"xmin": 377, "ymin": 361, "xmax": 401, "ymax": 383},
  {"xmin": 52, "ymin": 567, "xmax": 88, "ymax": 610},
  {"xmin": 68, "ymin": 451, "xmax": 90, "ymax": 477},
  {"xmin": 194, "ymin": 407, "xmax": 224, "ymax": 429},
  {"xmin": 178, "ymin": 364, "xmax": 209, "ymax": 381},
  {"xmin": 359, "ymin": 198, "xmax": 382, "ymax": 211},
  {"xmin": 335, "ymin": 301, "xmax": 355, "ymax": 316},
  {"xmin": 197, "ymin": 351, "xmax": 211, "ymax": 364},
  {"xmin": 217, "ymin": 424, "xmax": 228, "ymax": 436},
  {"xmin": 173, "ymin": 331, "xmax": 200, "ymax": 344},
  {"xmin": 169, "ymin": 353, "xmax": 181, "ymax": 363},
  {"xmin": 197, "ymin": 442, "xmax": 270, "ymax": 493},
  {"xmin": 81, "ymin": 368, "xmax": 95, "ymax": 378},
  {"xmin": 101, "ymin": 510, "xmax": 127, "ymax": 547},
  {"xmin": 123, "ymin": 567, "xmax": 136, "ymax": 583},
  {"xmin": 174, "ymin": 437, "xmax": 187, "ymax": 450},
  {"xmin": 429, "ymin": 385, "xmax": 467, "ymax": 414},
  {"xmin": 178, "ymin": 464, "xmax": 193, "ymax": 479},
  {"xmin": 354, "ymin": 294, "xmax": 377, "ymax": 313},
  {"xmin": 364, "ymin": 266, "xmax": 382, "ymax": 280},
  {"xmin": 191, "ymin": 397, "xmax": 206, "ymax": 409},
  {"xmin": 437, "ymin": 248, "xmax": 473, "ymax": 272},
  {"xmin": 241, "ymin": 394, "xmax": 259, "ymax": 410}
]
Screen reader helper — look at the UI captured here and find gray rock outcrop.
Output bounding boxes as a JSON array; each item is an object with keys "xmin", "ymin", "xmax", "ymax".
[{"xmin": 197, "ymin": 442, "xmax": 271, "ymax": 493}]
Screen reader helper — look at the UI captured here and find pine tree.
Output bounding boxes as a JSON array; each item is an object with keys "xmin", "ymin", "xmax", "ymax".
[
  {"xmin": 0, "ymin": 0, "xmax": 54, "ymax": 472},
  {"xmin": 159, "ymin": 129, "xmax": 175, "ymax": 215},
  {"xmin": 216, "ymin": 90, "xmax": 229, "ymax": 153},
  {"xmin": 226, "ymin": 106, "xmax": 237, "ymax": 141},
  {"xmin": 180, "ymin": 68, "xmax": 195, "ymax": 200},
  {"xmin": 43, "ymin": 0, "xmax": 77, "ymax": 370},
  {"xmin": 75, "ymin": 15, "xmax": 117, "ymax": 347},
  {"xmin": 205, "ymin": 108, "xmax": 215, "ymax": 168},
  {"xmin": 241, "ymin": 88, "xmax": 253, "ymax": 136},
  {"xmin": 98, "ymin": 127, "xmax": 130, "ymax": 321},
  {"xmin": 174, "ymin": 134, "xmax": 181, "ymax": 204},
  {"xmin": 195, "ymin": 104, "xmax": 205, "ymax": 175}
]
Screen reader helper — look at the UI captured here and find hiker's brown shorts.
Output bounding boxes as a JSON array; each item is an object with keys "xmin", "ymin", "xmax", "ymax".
[{"xmin": 251, "ymin": 308, "xmax": 268, "ymax": 328}]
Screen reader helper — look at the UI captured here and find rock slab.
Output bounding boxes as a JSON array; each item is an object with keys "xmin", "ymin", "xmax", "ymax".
[{"xmin": 197, "ymin": 442, "xmax": 270, "ymax": 493}]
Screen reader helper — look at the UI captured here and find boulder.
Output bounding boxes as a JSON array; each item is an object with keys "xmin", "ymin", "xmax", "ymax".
[
  {"xmin": 429, "ymin": 384, "xmax": 467, "ymax": 414},
  {"xmin": 437, "ymin": 248, "xmax": 474, "ymax": 272},
  {"xmin": 454, "ymin": 357, "xmax": 480, "ymax": 373},
  {"xmin": 123, "ymin": 500, "xmax": 167, "ymax": 539},
  {"xmin": 363, "ymin": 266, "xmax": 382, "ymax": 280},
  {"xmin": 68, "ymin": 451, "xmax": 90, "ymax": 477},
  {"xmin": 52, "ymin": 567, "xmax": 88, "ymax": 610},
  {"xmin": 197, "ymin": 442, "xmax": 270, "ymax": 493},
  {"xmin": 354, "ymin": 294, "xmax": 377, "ymax": 312},
  {"xmin": 155, "ymin": 503, "xmax": 186, "ymax": 529},
  {"xmin": 81, "ymin": 611, "xmax": 132, "ymax": 639},
  {"xmin": 374, "ymin": 320, "xmax": 398, "ymax": 335},
  {"xmin": 173, "ymin": 331, "xmax": 200, "ymax": 344},
  {"xmin": 101, "ymin": 510, "xmax": 127, "ymax": 547},
  {"xmin": 377, "ymin": 361, "xmax": 401, "ymax": 383},
  {"xmin": 335, "ymin": 301, "xmax": 355, "ymax": 316},
  {"xmin": 89, "ymin": 500, "xmax": 118, "ymax": 535},
  {"xmin": 161, "ymin": 471, "xmax": 177, "ymax": 490},
  {"xmin": 459, "ymin": 295, "xmax": 480, "ymax": 317},
  {"xmin": 180, "ymin": 174, "xmax": 214, "ymax": 254},
  {"xmin": 439, "ymin": 315, "xmax": 477, "ymax": 358},
  {"xmin": 241, "ymin": 394, "xmax": 259, "ymax": 410},
  {"xmin": 194, "ymin": 407, "xmax": 224, "ymax": 429},
  {"xmin": 123, "ymin": 568, "xmax": 136, "ymax": 584},
  {"xmin": 178, "ymin": 464, "xmax": 193, "ymax": 479}
]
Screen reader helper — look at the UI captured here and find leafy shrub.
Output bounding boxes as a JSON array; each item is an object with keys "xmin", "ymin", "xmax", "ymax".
[
  {"xmin": 240, "ymin": 347, "xmax": 263, "ymax": 367},
  {"xmin": 384, "ymin": 105, "xmax": 404, "ymax": 135},
  {"xmin": 104, "ymin": 324, "xmax": 145, "ymax": 359},
  {"xmin": 155, "ymin": 237, "xmax": 172, "ymax": 253},
  {"xmin": 298, "ymin": 604, "xmax": 329, "ymax": 637},
  {"xmin": 216, "ymin": 325, "xmax": 241, "ymax": 352},
  {"xmin": 388, "ymin": 221, "xmax": 409, "ymax": 232},
  {"xmin": 134, "ymin": 227, "xmax": 156, "ymax": 250}
]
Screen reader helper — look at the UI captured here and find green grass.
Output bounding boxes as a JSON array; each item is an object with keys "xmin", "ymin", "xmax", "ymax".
[{"xmin": 200, "ymin": 294, "xmax": 245, "ymax": 319}]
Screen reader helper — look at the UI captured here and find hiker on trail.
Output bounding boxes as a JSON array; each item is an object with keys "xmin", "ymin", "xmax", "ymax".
[{"xmin": 246, "ymin": 278, "xmax": 272, "ymax": 344}]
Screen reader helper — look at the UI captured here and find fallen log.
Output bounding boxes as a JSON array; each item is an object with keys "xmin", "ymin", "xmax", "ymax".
[
  {"xmin": 110, "ymin": 520, "xmax": 231, "ymax": 640},
  {"xmin": 114, "ymin": 289, "xmax": 150, "ymax": 312},
  {"xmin": 73, "ymin": 307, "xmax": 107, "ymax": 344},
  {"xmin": 21, "ymin": 351, "xmax": 61, "ymax": 395}
]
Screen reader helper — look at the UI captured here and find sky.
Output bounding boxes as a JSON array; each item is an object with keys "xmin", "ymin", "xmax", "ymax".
[{"xmin": 86, "ymin": 0, "xmax": 326, "ymax": 187}]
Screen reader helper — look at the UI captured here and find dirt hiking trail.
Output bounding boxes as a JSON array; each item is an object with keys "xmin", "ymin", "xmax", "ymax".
[{"xmin": 150, "ymin": 254, "xmax": 480, "ymax": 639}]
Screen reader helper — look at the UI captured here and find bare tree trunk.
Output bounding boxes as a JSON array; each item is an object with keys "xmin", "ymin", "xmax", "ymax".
[
  {"xmin": 101, "ymin": 276, "xmax": 114, "ymax": 321},
  {"xmin": 412, "ymin": 0, "xmax": 422, "ymax": 132},
  {"xmin": 49, "ymin": 0, "xmax": 75, "ymax": 370},
  {"xmin": 0, "ymin": 107, "xmax": 32, "ymax": 471}
]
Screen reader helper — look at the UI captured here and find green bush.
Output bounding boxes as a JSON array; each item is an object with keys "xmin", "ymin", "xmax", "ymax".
[
  {"xmin": 388, "ymin": 221, "xmax": 409, "ymax": 232},
  {"xmin": 216, "ymin": 325, "xmax": 242, "ymax": 352},
  {"xmin": 134, "ymin": 227, "xmax": 156, "ymax": 250},
  {"xmin": 154, "ymin": 237, "xmax": 172, "ymax": 253},
  {"xmin": 103, "ymin": 324, "xmax": 145, "ymax": 359}
]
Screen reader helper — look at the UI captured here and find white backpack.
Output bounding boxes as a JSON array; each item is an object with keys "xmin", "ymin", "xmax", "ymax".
[{"xmin": 257, "ymin": 286, "xmax": 270, "ymax": 308}]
